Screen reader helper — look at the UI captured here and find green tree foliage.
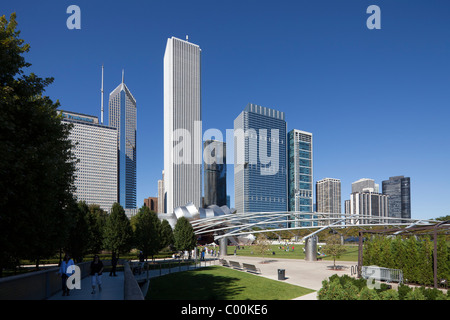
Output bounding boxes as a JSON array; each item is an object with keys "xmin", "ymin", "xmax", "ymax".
[
  {"xmin": 322, "ymin": 234, "xmax": 346, "ymax": 269},
  {"xmin": 173, "ymin": 217, "xmax": 197, "ymax": 254},
  {"xmin": 65, "ymin": 201, "xmax": 91, "ymax": 262},
  {"xmin": 160, "ymin": 219, "xmax": 174, "ymax": 250},
  {"xmin": 0, "ymin": 13, "xmax": 77, "ymax": 272},
  {"xmin": 133, "ymin": 206, "xmax": 161, "ymax": 261},
  {"xmin": 416, "ymin": 237, "xmax": 434, "ymax": 286},
  {"xmin": 103, "ymin": 203, "xmax": 133, "ymax": 257},
  {"xmin": 87, "ymin": 204, "xmax": 108, "ymax": 254}
]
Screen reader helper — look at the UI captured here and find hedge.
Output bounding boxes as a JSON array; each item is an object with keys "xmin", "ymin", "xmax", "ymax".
[
  {"xmin": 318, "ymin": 274, "xmax": 449, "ymax": 300},
  {"xmin": 363, "ymin": 235, "xmax": 449, "ymax": 286}
]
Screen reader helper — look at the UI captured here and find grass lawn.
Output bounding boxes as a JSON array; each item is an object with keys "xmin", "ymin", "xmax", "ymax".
[
  {"xmin": 146, "ymin": 266, "xmax": 315, "ymax": 300},
  {"xmin": 226, "ymin": 244, "xmax": 359, "ymax": 261}
]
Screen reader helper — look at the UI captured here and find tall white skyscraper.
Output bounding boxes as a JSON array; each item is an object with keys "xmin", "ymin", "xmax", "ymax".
[
  {"xmin": 164, "ymin": 36, "xmax": 202, "ymax": 214},
  {"xmin": 60, "ymin": 111, "xmax": 118, "ymax": 211}
]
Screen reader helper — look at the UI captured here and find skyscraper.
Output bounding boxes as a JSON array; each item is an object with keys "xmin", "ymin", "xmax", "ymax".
[
  {"xmin": 234, "ymin": 103, "xmax": 287, "ymax": 214},
  {"xmin": 60, "ymin": 110, "xmax": 118, "ymax": 211},
  {"xmin": 382, "ymin": 176, "xmax": 411, "ymax": 221},
  {"xmin": 352, "ymin": 178, "xmax": 379, "ymax": 193},
  {"xmin": 158, "ymin": 170, "xmax": 165, "ymax": 214},
  {"xmin": 164, "ymin": 36, "xmax": 202, "ymax": 214},
  {"xmin": 109, "ymin": 71, "xmax": 137, "ymax": 209},
  {"xmin": 316, "ymin": 178, "xmax": 341, "ymax": 225},
  {"xmin": 349, "ymin": 190, "xmax": 389, "ymax": 224},
  {"xmin": 203, "ymin": 140, "xmax": 227, "ymax": 207},
  {"xmin": 288, "ymin": 129, "xmax": 314, "ymax": 226}
]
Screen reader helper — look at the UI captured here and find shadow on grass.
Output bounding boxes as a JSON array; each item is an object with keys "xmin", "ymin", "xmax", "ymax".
[{"xmin": 147, "ymin": 268, "xmax": 245, "ymax": 300}]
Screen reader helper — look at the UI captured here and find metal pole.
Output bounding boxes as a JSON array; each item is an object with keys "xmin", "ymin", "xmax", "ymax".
[
  {"xmin": 433, "ymin": 227, "xmax": 438, "ymax": 289},
  {"xmin": 358, "ymin": 231, "xmax": 363, "ymax": 278}
]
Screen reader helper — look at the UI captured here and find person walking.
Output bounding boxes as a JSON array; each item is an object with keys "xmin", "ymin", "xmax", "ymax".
[
  {"xmin": 90, "ymin": 255, "xmax": 104, "ymax": 294},
  {"xmin": 58, "ymin": 254, "xmax": 74, "ymax": 296},
  {"xmin": 109, "ymin": 252, "xmax": 118, "ymax": 277}
]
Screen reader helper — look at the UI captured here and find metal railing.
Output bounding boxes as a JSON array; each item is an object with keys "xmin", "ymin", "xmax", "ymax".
[{"xmin": 361, "ymin": 265, "xmax": 403, "ymax": 284}]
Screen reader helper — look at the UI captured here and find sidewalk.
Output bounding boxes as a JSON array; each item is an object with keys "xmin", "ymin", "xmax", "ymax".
[
  {"xmin": 48, "ymin": 272, "xmax": 125, "ymax": 300},
  {"xmin": 219, "ymin": 255, "xmax": 356, "ymax": 300}
]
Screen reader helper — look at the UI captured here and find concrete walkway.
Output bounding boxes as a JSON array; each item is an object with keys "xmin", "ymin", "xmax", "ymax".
[
  {"xmin": 219, "ymin": 255, "xmax": 357, "ymax": 300},
  {"xmin": 48, "ymin": 272, "xmax": 125, "ymax": 300},
  {"xmin": 46, "ymin": 257, "xmax": 356, "ymax": 300}
]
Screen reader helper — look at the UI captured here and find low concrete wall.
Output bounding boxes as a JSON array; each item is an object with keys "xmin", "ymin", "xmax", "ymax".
[
  {"xmin": 123, "ymin": 261, "xmax": 144, "ymax": 300},
  {"xmin": 0, "ymin": 260, "xmax": 114, "ymax": 300}
]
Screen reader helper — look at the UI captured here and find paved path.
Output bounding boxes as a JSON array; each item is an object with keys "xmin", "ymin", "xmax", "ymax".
[
  {"xmin": 48, "ymin": 272, "xmax": 125, "ymax": 300},
  {"xmin": 220, "ymin": 255, "xmax": 357, "ymax": 300},
  {"xmin": 47, "ymin": 257, "xmax": 356, "ymax": 300}
]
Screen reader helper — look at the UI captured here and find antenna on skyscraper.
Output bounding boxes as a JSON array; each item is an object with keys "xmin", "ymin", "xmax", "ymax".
[
  {"xmin": 186, "ymin": 35, "xmax": 189, "ymax": 41},
  {"xmin": 101, "ymin": 64, "xmax": 104, "ymax": 125}
]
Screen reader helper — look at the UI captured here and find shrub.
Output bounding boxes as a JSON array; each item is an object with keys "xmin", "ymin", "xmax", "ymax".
[
  {"xmin": 397, "ymin": 284, "xmax": 412, "ymax": 300},
  {"xmin": 358, "ymin": 287, "xmax": 379, "ymax": 300},
  {"xmin": 405, "ymin": 287, "xmax": 426, "ymax": 300},
  {"xmin": 378, "ymin": 289, "xmax": 399, "ymax": 300}
]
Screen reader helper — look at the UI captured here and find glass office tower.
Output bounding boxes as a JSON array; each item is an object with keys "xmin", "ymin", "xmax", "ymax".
[
  {"xmin": 382, "ymin": 176, "xmax": 411, "ymax": 221},
  {"xmin": 203, "ymin": 140, "xmax": 227, "ymax": 207},
  {"xmin": 288, "ymin": 129, "xmax": 314, "ymax": 226},
  {"xmin": 109, "ymin": 74, "xmax": 137, "ymax": 209},
  {"xmin": 234, "ymin": 103, "xmax": 287, "ymax": 214}
]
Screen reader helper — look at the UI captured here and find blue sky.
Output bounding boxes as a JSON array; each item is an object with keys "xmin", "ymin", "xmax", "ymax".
[{"xmin": 2, "ymin": 0, "xmax": 450, "ymax": 220}]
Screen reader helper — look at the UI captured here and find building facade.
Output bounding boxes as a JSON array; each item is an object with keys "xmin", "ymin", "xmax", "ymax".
[
  {"xmin": 288, "ymin": 129, "xmax": 314, "ymax": 226},
  {"xmin": 316, "ymin": 178, "xmax": 341, "ymax": 225},
  {"xmin": 164, "ymin": 36, "xmax": 202, "ymax": 214},
  {"xmin": 203, "ymin": 140, "xmax": 227, "ymax": 207},
  {"xmin": 349, "ymin": 191, "xmax": 389, "ymax": 224},
  {"xmin": 382, "ymin": 176, "xmax": 411, "ymax": 221},
  {"xmin": 234, "ymin": 103, "xmax": 287, "ymax": 214},
  {"xmin": 61, "ymin": 111, "xmax": 118, "ymax": 212},
  {"xmin": 109, "ymin": 74, "xmax": 137, "ymax": 209},
  {"xmin": 158, "ymin": 170, "xmax": 165, "ymax": 214},
  {"xmin": 352, "ymin": 178, "xmax": 379, "ymax": 193},
  {"xmin": 144, "ymin": 197, "xmax": 158, "ymax": 212}
]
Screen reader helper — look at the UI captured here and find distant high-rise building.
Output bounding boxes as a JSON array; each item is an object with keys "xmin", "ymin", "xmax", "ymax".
[
  {"xmin": 382, "ymin": 176, "xmax": 411, "ymax": 221},
  {"xmin": 144, "ymin": 197, "xmax": 158, "ymax": 212},
  {"xmin": 158, "ymin": 170, "xmax": 165, "ymax": 213},
  {"xmin": 288, "ymin": 129, "xmax": 314, "ymax": 226},
  {"xmin": 60, "ymin": 111, "xmax": 118, "ymax": 212},
  {"xmin": 203, "ymin": 140, "xmax": 227, "ymax": 207},
  {"xmin": 352, "ymin": 178, "xmax": 379, "ymax": 193},
  {"xmin": 109, "ymin": 72, "xmax": 137, "ymax": 209},
  {"xmin": 349, "ymin": 190, "xmax": 389, "ymax": 224},
  {"xmin": 164, "ymin": 36, "xmax": 202, "ymax": 214},
  {"xmin": 316, "ymin": 178, "xmax": 341, "ymax": 225},
  {"xmin": 234, "ymin": 103, "xmax": 287, "ymax": 214}
]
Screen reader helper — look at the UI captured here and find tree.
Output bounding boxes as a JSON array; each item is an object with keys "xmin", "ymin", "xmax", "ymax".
[
  {"xmin": 322, "ymin": 234, "xmax": 347, "ymax": 270},
  {"xmin": 254, "ymin": 233, "xmax": 271, "ymax": 262},
  {"xmin": 134, "ymin": 206, "xmax": 161, "ymax": 261},
  {"xmin": 87, "ymin": 204, "xmax": 108, "ymax": 254},
  {"xmin": 160, "ymin": 219, "xmax": 175, "ymax": 250},
  {"xmin": 103, "ymin": 203, "xmax": 133, "ymax": 258},
  {"xmin": 173, "ymin": 217, "xmax": 197, "ymax": 256},
  {"xmin": 65, "ymin": 201, "xmax": 91, "ymax": 262},
  {"xmin": 0, "ymin": 13, "xmax": 77, "ymax": 273}
]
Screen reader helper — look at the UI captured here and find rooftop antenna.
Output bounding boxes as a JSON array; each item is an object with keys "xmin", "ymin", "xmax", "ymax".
[
  {"xmin": 122, "ymin": 69, "xmax": 124, "ymax": 84},
  {"xmin": 101, "ymin": 64, "xmax": 104, "ymax": 124}
]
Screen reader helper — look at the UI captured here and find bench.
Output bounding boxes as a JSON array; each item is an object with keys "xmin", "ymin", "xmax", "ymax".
[
  {"xmin": 242, "ymin": 263, "xmax": 261, "ymax": 274},
  {"xmin": 229, "ymin": 261, "xmax": 243, "ymax": 270},
  {"xmin": 219, "ymin": 259, "xmax": 230, "ymax": 267}
]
